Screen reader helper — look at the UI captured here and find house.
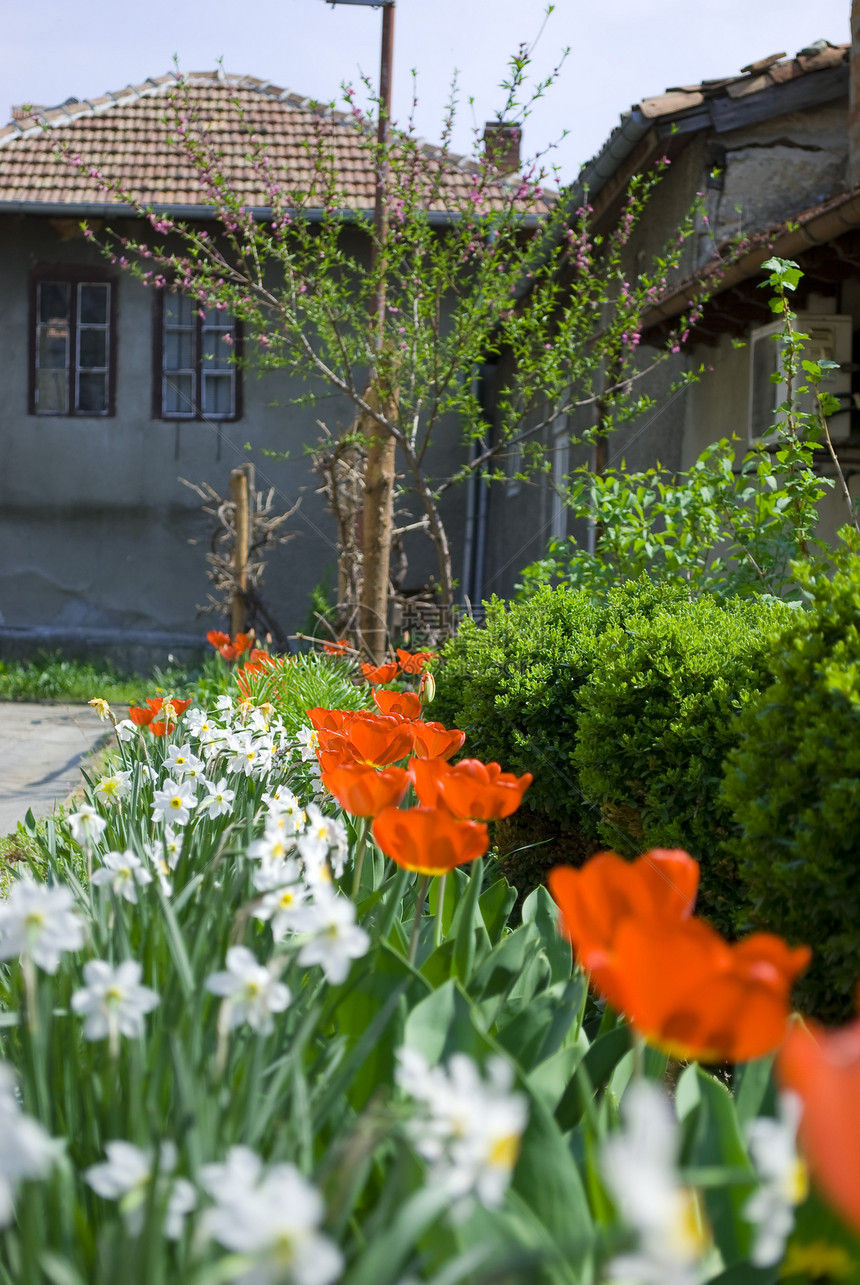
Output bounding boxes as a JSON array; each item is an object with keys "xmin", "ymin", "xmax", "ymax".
[
  {"xmin": 0, "ymin": 70, "xmax": 498, "ymax": 667},
  {"xmin": 480, "ymin": 33, "xmax": 860, "ymax": 600}
]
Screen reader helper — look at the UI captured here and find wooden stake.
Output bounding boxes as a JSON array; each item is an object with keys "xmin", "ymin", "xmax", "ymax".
[{"xmin": 230, "ymin": 466, "xmax": 252, "ymax": 637}]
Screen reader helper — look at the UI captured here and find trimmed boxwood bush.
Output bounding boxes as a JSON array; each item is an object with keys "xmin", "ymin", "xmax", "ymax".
[
  {"xmin": 573, "ymin": 593, "xmax": 791, "ymax": 936},
  {"xmin": 722, "ymin": 546, "xmax": 860, "ymax": 1020},
  {"xmin": 432, "ymin": 579, "xmax": 720, "ymax": 894}
]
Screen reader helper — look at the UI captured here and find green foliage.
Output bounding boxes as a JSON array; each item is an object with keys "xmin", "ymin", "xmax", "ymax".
[
  {"xmin": 573, "ymin": 593, "xmax": 793, "ymax": 936},
  {"xmin": 721, "ymin": 537, "xmax": 860, "ymax": 1020},
  {"xmin": 237, "ymin": 651, "xmax": 371, "ymax": 736},
  {"xmin": 0, "ymin": 653, "xmax": 142, "ymax": 705},
  {"xmin": 519, "ymin": 258, "xmax": 837, "ymax": 605}
]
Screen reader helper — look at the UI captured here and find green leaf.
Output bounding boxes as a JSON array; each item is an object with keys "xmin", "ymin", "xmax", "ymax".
[
  {"xmin": 554, "ymin": 1022, "xmax": 632, "ymax": 1131},
  {"xmin": 521, "ymin": 885, "xmax": 572, "ymax": 982},
  {"xmin": 684, "ymin": 1067, "xmax": 756, "ymax": 1269},
  {"xmin": 478, "ymin": 877, "xmax": 517, "ymax": 944},
  {"xmin": 733, "ymin": 1057, "xmax": 775, "ymax": 1129},
  {"xmin": 342, "ymin": 1187, "xmax": 453, "ymax": 1285},
  {"xmin": 453, "ymin": 858, "xmax": 486, "ymax": 983}
]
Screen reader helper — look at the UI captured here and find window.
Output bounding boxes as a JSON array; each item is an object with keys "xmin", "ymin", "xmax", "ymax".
[
  {"xmin": 748, "ymin": 313, "xmax": 852, "ymax": 443},
  {"xmin": 156, "ymin": 294, "xmax": 241, "ymax": 420},
  {"xmin": 30, "ymin": 273, "xmax": 115, "ymax": 416}
]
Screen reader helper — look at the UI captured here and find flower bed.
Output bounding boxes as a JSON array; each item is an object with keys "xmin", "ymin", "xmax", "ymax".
[{"xmin": 0, "ymin": 647, "xmax": 858, "ymax": 1283}]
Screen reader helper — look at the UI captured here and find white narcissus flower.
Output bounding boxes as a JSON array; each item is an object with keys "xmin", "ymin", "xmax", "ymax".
[
  {"xmin": 199, "ymin": 777, "xmax": 236, "ymax": 819},
  {"xmin": 114, "ymin": 718, "xmax": 137, "ymax": 742},
  {"xmin": 396, "ymin": 1049, "xmax": 528, "ymax": 1212},
  {"xmin": 85, "ymin": 1140, "xmax": 193, "ymax": 1239},
  {"xmin": 201, "ymin": 1147, "xmax": 343, "ymax": 1285},
  {"xmin": 0, "ymin": 876, "xmax": 84, "ymax": 974},
  {"xmin": 744, "ymin": 1092, "xmax": 808, "ymax": 1267},
  {"xmin": 295, "ymin": 725, "xmax": 319, "ymax": 762},
  {"xmin": 94, "ymin": 770, "xmax": 132, "ymax": 805},
  {"xmin": 71, "ymin": 959, "xmax": 160, "ymax": 1043},
  {"xmin": 252, "ymin": 869, "xmax": 310, "ymax": 943},
  {"xmin": 91, "ymin": 850, "xmax": 153, "ymax": 903},
  {"xmin": 296, "ymin": 889, "xmax": 370, "ymax": 985},
  {"xmin": 600, "ymin": 1080, "xmax": 708, "ymax": 1285},
  {"xmin": 0, "ymin": 1063, "xmax": 61, "ymax": 1228},
  {"xmin": 68, "ymin": 804, "xmax": 107, "ymax": 849},
  {"xmin": 165, "ymin": 743, "xmax": 205, "ymax": 780},
  {"xmin": 151, "ymin": 777, "xmax": 198, "ymax": 827},
  {"xmin": 205, "ymin": 946, "xmax": 291, "ymax": 1034}
]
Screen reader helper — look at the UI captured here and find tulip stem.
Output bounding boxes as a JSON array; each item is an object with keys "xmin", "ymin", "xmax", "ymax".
[
  {"xmin": 409, "ymin": 875, "xmax": 431, "ymax": 966},
  {"xmin": 350, "ymin": 821, "xmax": 369, "ymax": 899},
  {"xmin": 434, "ymin": 873, "xmax": 447, "ymax": 949}
]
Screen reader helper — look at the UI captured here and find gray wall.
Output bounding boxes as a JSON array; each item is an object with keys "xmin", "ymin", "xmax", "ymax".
[{"xmin": 0, "ymin": 214, "xmax": 466, "ymax": 660}]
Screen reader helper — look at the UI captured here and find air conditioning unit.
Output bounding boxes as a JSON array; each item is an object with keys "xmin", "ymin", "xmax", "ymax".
[{"xmin": 748, "ymin": 313, "xmax": 853, "ymax": 444}]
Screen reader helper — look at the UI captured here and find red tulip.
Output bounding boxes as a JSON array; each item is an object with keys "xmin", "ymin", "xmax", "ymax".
[
  {"xmin": 206, "ymin": 630, "xmax": 251, "ymax": 661},
  {"xmin": 438, "ymin": 758, "xmax": 532, "ymax": 821},
  {"xmin": 373, "ymin": 689, "xmax": 422, "ymax": 720},
  {"xmin": 307, "ymin": 707, "xmax": 356, "ymax": 733},
  {"xmin": 323, "ymin": 639, "xmax": 351, "ymax": 656},
  {"xmin": 373, "ymin": 806, "xmax": 489, "ymax": 875},
  {"xmin": 318, "ymin": 714, "xmax": 414, "ymax": 768},
  {"xmin": 410, "ymin": 720, "xmax": 466, "ymax": 761},
  {"xmin": 779, "ymin": 1006, "xmax": 860, "ymax": 1233},
  {"xmin": 322, "ymin": 764, "xmax": 411, "ymax": 817}
]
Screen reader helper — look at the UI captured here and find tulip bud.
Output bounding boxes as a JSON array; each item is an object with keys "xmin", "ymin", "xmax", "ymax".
[{"xmin": 418, "ymin": 671, "xmax": 436, "ymax": 706}]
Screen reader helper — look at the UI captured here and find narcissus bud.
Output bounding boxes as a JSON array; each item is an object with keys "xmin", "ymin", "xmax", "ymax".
[{"xmin": 418, "ymin": 670, "xmax": 436, "ymax": 706}]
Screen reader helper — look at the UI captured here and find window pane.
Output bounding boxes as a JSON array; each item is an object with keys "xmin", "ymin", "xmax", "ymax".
[
  {"xmin": 79, "ymin": 328, "xmax": 107, "ymax": 369},
  {"xmin": 165, "ymin": 294, "xmax": 194, "ymax": 326},
  {"xmin": 36, "ymin": 369, "xmax": 68, "ymax": 415},
  {"xmin": 202, "ymin": 327, "xmax": 233, "ymax": 370},
  {"xmin": 164, "ymin": 330, "xmax": 193, "ymax": 371},
  {"xmin": 164, "ymin": 373, "xmax": 194, "ymax": 416},
  {"xmin": 203, "ymin": 373, "xmax": 234, "ymax": 416},
  {"xmin": 78, "ymin": 283, "xmax": 109, "ymax": 325},
  {"xmin": 77, "ymin": 372, "xmax": 107, "ymax": 414},
  {"xmin": 38, "ymin": 282, "xmax": 70, "ymax": 324},
  {"xmin": 204, "ymin": 307, "xmax": 233, "ymax": 327},
  {"xmin": 39, "ymin": 324, "xmax": 69, "ymax": 370}
]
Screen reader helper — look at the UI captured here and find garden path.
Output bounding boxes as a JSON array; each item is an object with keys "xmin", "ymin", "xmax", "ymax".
[{"xmin": 0, "ymin": 703, "xmax": 108, "ymax": 834}]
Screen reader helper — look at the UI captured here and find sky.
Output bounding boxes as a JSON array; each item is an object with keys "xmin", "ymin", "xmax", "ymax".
[{"xmin": 0, "ymin": 0, "xmax": 851, "ymax": 183}]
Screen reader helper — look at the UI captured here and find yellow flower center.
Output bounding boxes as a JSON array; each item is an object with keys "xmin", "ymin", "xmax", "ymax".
[
  {"xmin": 786, "ymin": 1156, "xmax": 809, "ymax": 1206},
  {"xmin": 488, "ymin": 1133, "xmax": 521, "ymax": 1170},
  {"xmin": 170, "ymin": 797, "xmax": 183, "ymax": 810},
  {"xmin": 670, "ymin": 1189, "xmax": 709, "ymax": 1260}
]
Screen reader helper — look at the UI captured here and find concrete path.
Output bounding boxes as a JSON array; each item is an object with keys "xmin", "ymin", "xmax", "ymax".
[{"xmin": 0, "ymin": 703, "xmax": 109, "ymax": 834}]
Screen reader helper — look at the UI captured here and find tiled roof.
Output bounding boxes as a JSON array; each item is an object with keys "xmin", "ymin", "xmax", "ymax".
[
  {"xmin": 634, "ymin": 39, "xmax": 848, "ymax": 122},
  {"xmin": 0, "ymin": 70, "xmax": 512, "ymax": 214}
]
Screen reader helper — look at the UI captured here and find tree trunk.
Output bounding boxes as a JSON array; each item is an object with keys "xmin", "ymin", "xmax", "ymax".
[{"xmin": 359, "ymin": 381, "xmax": 399, "ymax": 663}]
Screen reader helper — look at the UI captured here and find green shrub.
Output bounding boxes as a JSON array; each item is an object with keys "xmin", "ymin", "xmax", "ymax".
[
  {"xmin": 722, "ymin": 542, "xmax": 860, "ymax": 1020},
  {"xmin": 433, "ymin": 579, "xmax": 696, "ymax": 892},
  {"xmin": 574, "ymin": 593, "xmax": 792, "ymax": 936}
]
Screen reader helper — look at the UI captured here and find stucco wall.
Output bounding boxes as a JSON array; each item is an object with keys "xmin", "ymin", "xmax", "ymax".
[{"xmin": 0, "ymin": 214, "xmax": 465, "ymax": 657}]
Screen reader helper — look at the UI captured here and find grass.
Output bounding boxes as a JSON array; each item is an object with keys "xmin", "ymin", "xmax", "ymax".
[{"xmin": 0, "ymin": 651, "xmax": 197, "ymax": 705}]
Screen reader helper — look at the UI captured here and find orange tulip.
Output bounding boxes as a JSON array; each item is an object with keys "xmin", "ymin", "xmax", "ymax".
[
  {"xmin": 323, "ymin": 639, "xmax": 351, "ymax": 656},
  {"xmin": 307, "ymin": 707, "xmax": 356, "ymax": 733},
  {"xmin": 322, "ymin": 764, "xmax": 411, "ymax": 817},
  {"xmin": 436, "ymin": 758, "xmax": 532, "ymax": 821},
  {"xmin": 549, "ymin": 849, "xmax": 810, "ymax": 1062},
  {"xmin": 611, "ymin": 915, "xmax": 810, "ymax": 1062},
  {"xmin": 128, "ymin": 696, "xmax": 192, "ymax": 736},
  {"xmin": 206, "ymin": 630, "xmax": 251, "ymax": 661},
  {"xmin": 361, "ymin": 662, "xmax": 400, "ymax": 685},
  {"xmin": 373, "ymin": 806, "xmax": 489, "ymax": 876},
  {"xmin": 779, "ymin": 1005, "xmax": 860, "ymax": 1234},
  {"xmin": 373, "ymin": 690, "xmax": 422, "ymax": 720},
  {"xmin": 410, "ymin": 720, "xmax": 466, "ymax": 761},
  {"xmin": 396, "ymin": 648, "xmax": 438, "ymax": 674},
  {"xmin": 317, "ymin": 714, "xmax": 413, "ymax": 768},
  {"xmin": 409, "ymin": 757, "xmax": 449, "ymax": 809}
]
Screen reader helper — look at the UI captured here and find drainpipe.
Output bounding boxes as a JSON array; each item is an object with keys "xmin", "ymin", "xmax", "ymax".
[{"xmin": 850, "ymin": 0, "xmax": 860, "ymax": 188}]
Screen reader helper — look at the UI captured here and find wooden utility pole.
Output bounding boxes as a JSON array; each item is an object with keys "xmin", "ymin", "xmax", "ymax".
[
  {"xmin": 230, "ymin": 464, "xmax": 253, "ymax": 636},
  {"xmin": 323, "ymin": 0, "xmax": 397, "ymax": 663},
  {"xmin": 359, "ymin": 0, "xmax": 396, "ymax": 663}
]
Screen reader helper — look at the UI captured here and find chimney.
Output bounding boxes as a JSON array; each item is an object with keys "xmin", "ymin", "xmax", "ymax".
[
  {"xmin": 483, "ymin": 121, "xmax": 522, "ymax": 175},
  {"xmin": 850, "ymin": 0, "xmax": 860, "ymax": 187}
]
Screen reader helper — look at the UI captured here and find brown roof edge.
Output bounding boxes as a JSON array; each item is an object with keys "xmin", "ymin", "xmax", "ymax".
[{"xmin": 641, "ymin": 187, "xmax": 860, "ymax": 333}]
